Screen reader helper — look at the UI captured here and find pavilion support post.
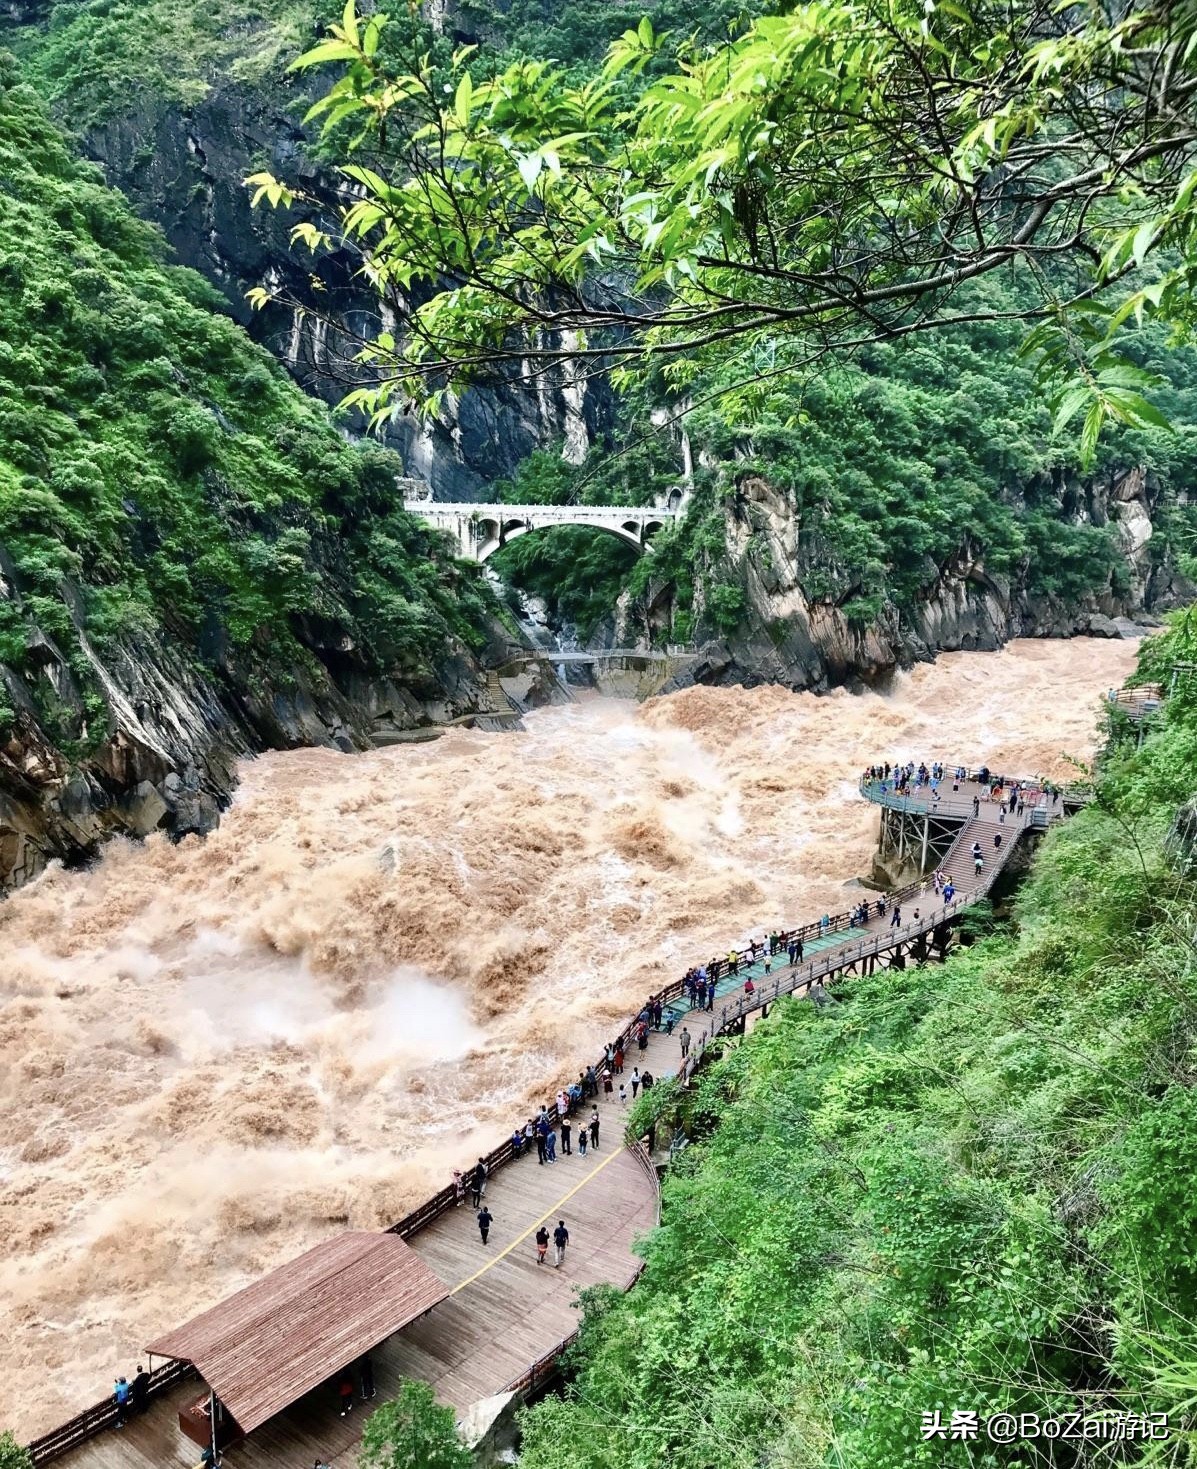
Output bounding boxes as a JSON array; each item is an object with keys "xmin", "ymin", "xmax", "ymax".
[
  {"xmin": 209, "ymin": 1390, "xmax": 218, "ymax": 1463},
  {"xmin": 921, "ymin": 815, "xmax": 929, "ymax": 871}
]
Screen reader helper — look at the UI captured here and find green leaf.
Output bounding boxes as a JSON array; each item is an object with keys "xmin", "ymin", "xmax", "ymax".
[{"xmin": 455, "ymin": 72, "xmax": 474, "ymax": 129}]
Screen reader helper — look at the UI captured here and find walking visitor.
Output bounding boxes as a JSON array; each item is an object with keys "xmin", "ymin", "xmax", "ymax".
[
  {"xmin": 477, "ymin": 1206, "xmax": 494, "ymax": 1244},
  {"xmin": 553, "ymin": 1219, "xmax": 570, "ymax": 1268}
]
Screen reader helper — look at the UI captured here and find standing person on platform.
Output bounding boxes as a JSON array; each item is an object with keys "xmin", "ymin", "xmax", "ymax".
[
  {"xmin": 470, "ymin": 1159, "xmax": 487, "ymax": 1207},
  {"xmin": 619, "ymin": 1081, "xmax": 628, "ymax": 1105},
  {"xmin": 358, "ymin": 1355, "xmax": 375, "ymax": 1402},
  {"xmin": 113, "ymin": 1376, "xmax": 131, "ymax": 1428},
  {"xmin": 590, "ymin": 1108, "xmax": 600, "ymax": 1150},
  {"xmin": 131, "ymin": 1364, "xmax": 151, "ymax": 1416},
  {"xmin": 560, "ymin": 1113, "xmax": 572, "ymax": 1154},
  {"xmin": 602, "ymin": 1066, "xmax": 613, "ymax": 1096},
  {"xmin": 680, "ymin": 1025, "xmax": 691, "ymax": 1060},
  {"xmin": 477, "ymin": 1205, "xmax": 494, "ymax": 1245},
  {"xmin": 535, "ymin": 1225, "xmax": 549, "ymax": 1265},
  {"xmin": 631, "ymin": 1067, "xmax": 641, "ymax": 1099},
  {"xmin": 545, "ymin": 1127, "xmax": 557, "ymax": 1163},
  {"xmin": 553, "ymin": 1219, "xmax": 570, "ymax": 1268},
  {"xmin": 338, "ymin": 1371, "xmax": 355, "ymax": 1417},
  {"xmin": 535, "ymin": 1120, "xmax": 547, "ymax": 1165},
  {"xmin": 578, "ymin": 1120, "xmax": 588, "ymax": 1156},
  {"xmin": 890, "ymin": 905, "xmax": 902, "ymax": 928}
]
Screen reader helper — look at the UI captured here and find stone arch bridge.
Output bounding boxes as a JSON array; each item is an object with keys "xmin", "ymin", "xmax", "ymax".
[{"xmin": 403, "ymin": 500, "xmax": 680, "ymax": 563}]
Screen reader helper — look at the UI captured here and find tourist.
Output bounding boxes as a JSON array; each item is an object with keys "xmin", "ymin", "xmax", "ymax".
[
  {"xmin": 744, "ymin": 975, "xmax": 755, "ymax": 997},
  {"xmin": 545, "ymin": 1128, "xmax": 557, "ymax": 1163},
  {"xmin": 590, "ymin": 1108, "xmax": 600, "ymax": 1149},
  {"xmin": 787, "ymin": 937, "xmax": 798, "ymax": 966},
  {"xmin": 358, "ymin": 1355, "xmax": 375, "ymax": 1402},
  {"xmin": 553, "ymin": 1219, "xmax": 570, "ymax": 1268},
  {"xmin": 974, "ymin": 852, "xmax": 983, "ymax": 874},
  {"xmin": 728, "ymin": 948, "xmax": 739, "ymax": 976},
  {"xmin": 602, "ymin": 1067, "xmax": 613, "ymax": 1096},
  {"xmin": 338, "ymin": 1372, "xmax": 355, "ymax": 1417},
  {"xmin": 511, "ymin": 1126, "xmax": 523, "ymax": 1159},
  {"xmin": 535, "ymin": 1225, "xmax": 549, "ymax": 1265},
  {"xmin": 470, "ymin": 1158, "xmax": 487, "ymax": 1207},
  {"xmin": 113, "ymin": 1376, "xmax": 131, "ymax": 1428},
  {"xmin": 994, "ymin": 832, "xmax": 1003, "ymax": 850},
  {"xmin": 584, "ymin": 1064, "xmax": 597, "ymax": 1098},
  {"xmin": 763, "ymin": 951, "xmax": 772, "ymax": 974},
  {"xmin": 618, "ymin": 1082, "xmax": 628, "ymax": 1105},
  {"xmin": 680, "ymin": 1025, "xmax": 691, "ymax": 1059},
  {"xmin": 631, "ymin": 1067, "xmax": 641, "ymax": 1099},
  {"xmin": 637, "ymin": 1023, "xmax": 649, "ymax": 1053},
  {"xmin": 613, "ymin": 1044, "xmax": 624, "ymax": 1076},
  {"xmin": 890, "ymin": 905, "xmax": 902, "ymax": 928},
  {"xmin": 477, "ymin": 1205, "xmax": 494, "ymax": 1245},
  {"xmin": 560, "ymin": 1114, "xmax": 572, "ymax": 1154},
  {"xmin": 706, "ymin": 980, "xmax": 715, "ymax": 1011},
  {"xmin": 973, "ymin": 795, "xmax": 981, "ymax": 816},
  {"xmin": 131, "ymin": 1364, "xmax": 151, "ymax": 1415},
  {"xmin": 912, "ymin": 908, "xmax": 920, "ymax": 924},
  {"xmin": 642, "ymin": 1070, "xmax": 654, "ymax": 1091},
  {"xmin": 577, "ymin": 1123, "xmax": 588, "ymax": 1156},
  {"xmin": 535, "ymin": 1120, "xmax": 547, "ymax": 1165}
]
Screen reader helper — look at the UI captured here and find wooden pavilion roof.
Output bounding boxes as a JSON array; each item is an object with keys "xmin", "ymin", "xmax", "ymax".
[{"xmin": 145, "ymin": 1232, "xmax": 447, "ymax": 1435}]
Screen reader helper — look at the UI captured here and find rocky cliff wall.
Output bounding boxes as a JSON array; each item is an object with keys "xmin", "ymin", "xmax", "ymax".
[
  {"xmin": 77, "ymin": 82, "xmax": 608, "ymax": 500},
  {"xmin": 0, "ymin": 564, "xmax": 523, "ymax": 895},
  {"xmin": 633, "ymin": 468, "xmax": 1192, "ymax": 693}
]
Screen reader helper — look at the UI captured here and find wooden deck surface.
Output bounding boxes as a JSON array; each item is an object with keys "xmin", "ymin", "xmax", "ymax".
[{"xmin": 51, "ymin": 1061, "xmax": 667, "ymax": 1469}]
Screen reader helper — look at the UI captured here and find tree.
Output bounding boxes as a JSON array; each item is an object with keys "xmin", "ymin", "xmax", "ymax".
[
  {"xmin": 357, "ymin": 1381, "xmax": 471, "ymax": 1469},
  {"xmin": 249, "ymin": 0, "xmax": 1197, "ymax": 456},
  {"xmin": 0, "ymin": 1431, "xmax": 33, "ymax": 1469}
]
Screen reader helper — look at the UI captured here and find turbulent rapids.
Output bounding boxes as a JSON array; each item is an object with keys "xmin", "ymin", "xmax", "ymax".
[{"xmin": 0, "ymin": 638, "xmax": 1138, "ymax": 1436}]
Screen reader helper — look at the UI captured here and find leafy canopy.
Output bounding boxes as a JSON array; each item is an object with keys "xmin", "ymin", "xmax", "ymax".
[
  {"xmin": 250, "ymin": 0, "xmax": 1197, "ymax": 457},
  {"xmin": 358, "ymin": 1380, "xmax": 471, "ymax": 1469}
]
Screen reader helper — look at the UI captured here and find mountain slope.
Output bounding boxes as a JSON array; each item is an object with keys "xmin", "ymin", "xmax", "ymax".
[{"xmin": 0, "ymin": 56, "xmax": 510, "ymax": 891}]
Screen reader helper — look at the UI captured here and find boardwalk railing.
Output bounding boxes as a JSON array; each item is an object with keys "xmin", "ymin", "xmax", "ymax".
[
  {"xmin": 499, "ymin": 1138, "xmax": 660, "ymax": 1401},
  {"xmin": 28, "ymin": 1360, "xmax": 194, "ymax": 1466}
]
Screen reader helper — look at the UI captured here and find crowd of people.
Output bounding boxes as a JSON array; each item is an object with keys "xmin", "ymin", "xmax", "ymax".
[{"xmin": 862, "ymin": 759, "xmax": 1064, "ymax": 813}]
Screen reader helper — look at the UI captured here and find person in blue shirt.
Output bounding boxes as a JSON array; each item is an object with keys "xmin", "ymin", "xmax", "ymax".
[{"xmin": 113, "ymin": 1376, "xmax": 131, "ymax": 1428}]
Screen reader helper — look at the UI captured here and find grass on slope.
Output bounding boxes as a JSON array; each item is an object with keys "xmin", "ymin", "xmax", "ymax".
[{"xmin": 517, "ymin": 615, "xmax": 1197, "ymax": 1468}]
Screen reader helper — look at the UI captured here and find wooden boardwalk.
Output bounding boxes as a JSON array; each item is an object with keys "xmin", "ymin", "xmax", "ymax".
[
  {"xmin": 38, "ymin": 763, "xmax": 1071, "ymax": 1469},
  {"xmin": 49, "ymin": 1083, "xmax": 663, "ymax": 1469}
]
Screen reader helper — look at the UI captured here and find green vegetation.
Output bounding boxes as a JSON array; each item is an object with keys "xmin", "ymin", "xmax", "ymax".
[
  {"xmin": 359, "ymin": 1381, "xmax": 471, "ymax": 1469},
  {"xmin": 255, "ymin": 0, "xmax": 1197, "ymax": 460},
  {"xmin": 517, "ymin": 616, "xmax": 1197, "ymax": 1466},
  {"xmin": 7, "ymin": 1, "xmax": 324, "ymax": 126},
  {"xmin": 0, "ymin": 61, "xmax": 495, "ymax": 746},
  {"xmin": 0, "ymin": 1432, "xmax": 33, "ymax": 1469},
  {"xmin": 484, "ymin": 281, "xmax": 1197, "ymax": 644}
]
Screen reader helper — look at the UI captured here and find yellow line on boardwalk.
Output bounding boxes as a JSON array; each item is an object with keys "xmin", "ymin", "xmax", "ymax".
[{"xmin": 450, "ymin": 1144, "xmax": 628, "ymax": 1294}]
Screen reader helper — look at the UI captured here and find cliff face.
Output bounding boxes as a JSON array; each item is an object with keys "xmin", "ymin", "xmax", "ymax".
[
  {"xmin": 633, "ymin": 468, "xmax": 1191, "ymax": 692},
  {"xmin": 0, "ymin": 557, "xmax": 520, "ymax": 893},
  {"xmin": 79, "ymin": 82, "xmax": 608, "ymax": 500}
]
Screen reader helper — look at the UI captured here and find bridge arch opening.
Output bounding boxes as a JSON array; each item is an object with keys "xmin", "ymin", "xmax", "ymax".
[
  {"xmin": 477, "ymin": 516, "xmax": 658, "ymax": 564},
  {"xmin": 487, "ymin": 522, "xmax": 642, "ymax": 638}
]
